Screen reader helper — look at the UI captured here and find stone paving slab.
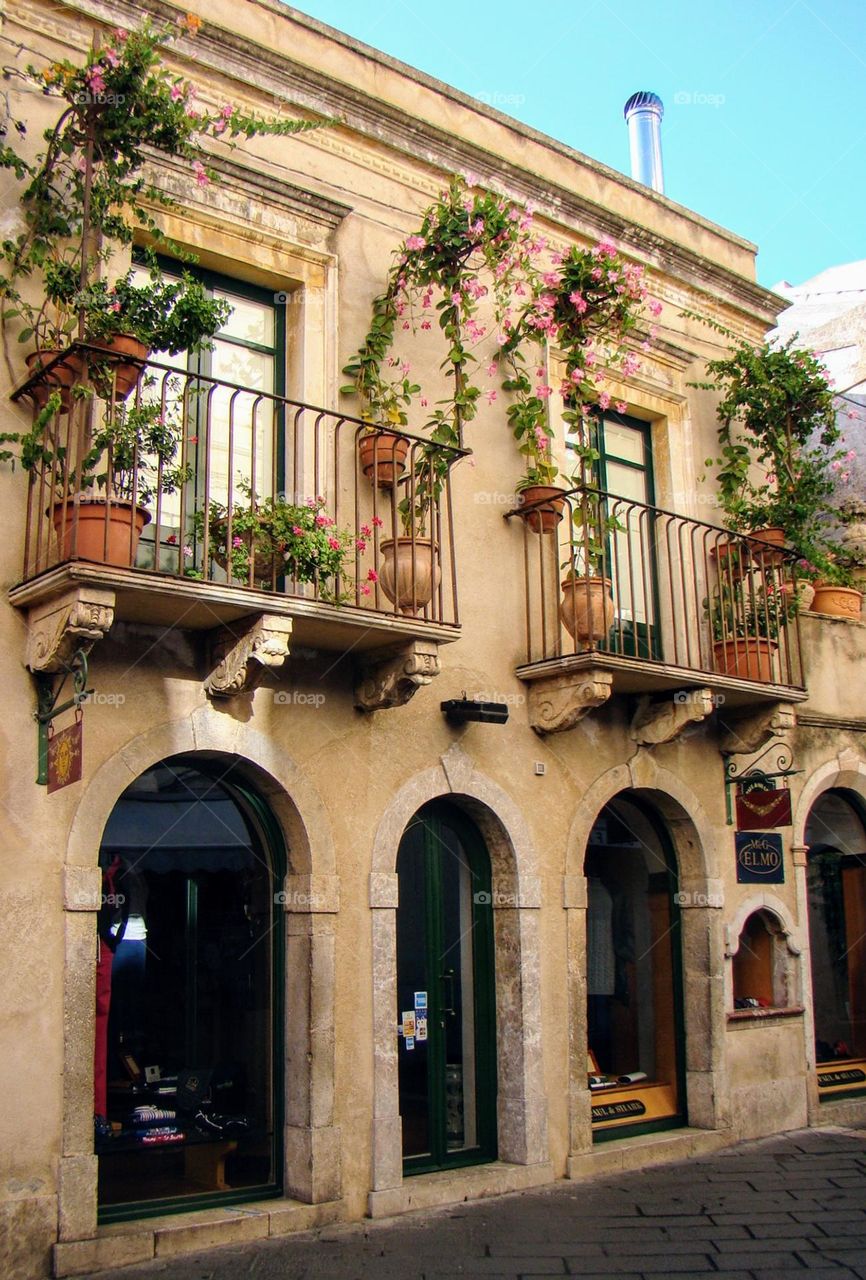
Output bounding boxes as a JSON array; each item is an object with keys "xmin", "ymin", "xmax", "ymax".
[{"xmin": 78, "ymin": 1126, "xmax": 866, "ymax": 1280}]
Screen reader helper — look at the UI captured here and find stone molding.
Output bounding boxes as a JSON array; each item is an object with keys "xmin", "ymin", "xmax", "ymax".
[
  {"xmin": 354, "ymin": 640, "xmax": 441, "ymax": 711},
  {"xmin": 24, "ymin": 585, "xmax": 116, "ymax": 673},
  {"xmin": 718, "ymin": 702, "xmax": 797, "ymax": 755},
  {"xmin": 204, "ymin": 615, "xmax": 293, "ymax": 698},
  {"xmin": 527, "ymin": 669, "xmax": 613, "ymax": 734}
]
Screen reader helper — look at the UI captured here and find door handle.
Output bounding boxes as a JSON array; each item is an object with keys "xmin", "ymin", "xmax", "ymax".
[{"xmin": 441, "ymin": 968, "xmax": 456, "ymax": 1017}]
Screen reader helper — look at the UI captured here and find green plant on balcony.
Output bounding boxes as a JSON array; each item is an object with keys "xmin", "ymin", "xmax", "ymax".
[
  {"xmin": 691, "ymin": 326, "xmax": 850, "ymax": 563},
  {"xmin": 705, "ymin": 577, "xmax": 791, "ymax": 643},
  {"xmin": 0, "ymin": 15, "xmax": 325, "ymax": 386},
  {"xmin": 193, "ymin": 483, "xmax": 372, "ymax": 602}
]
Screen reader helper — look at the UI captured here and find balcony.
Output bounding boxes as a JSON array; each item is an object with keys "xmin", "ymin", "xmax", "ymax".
[
  {"xmin": 508, "ymin": 486, "xmax": 807, "ymax": 737},
  {"xmin": 8, "ymin": 346, "xmax": 465, "ymax": 707}
]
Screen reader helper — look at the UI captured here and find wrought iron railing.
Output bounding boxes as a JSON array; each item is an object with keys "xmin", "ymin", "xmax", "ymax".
[
  {"xmin": 11, "ymin": 345, "xmax": 465, "ymax": 627},
  {"xmin": 508, "ymin": 485, "xmax": 804, "ymax": 688}
]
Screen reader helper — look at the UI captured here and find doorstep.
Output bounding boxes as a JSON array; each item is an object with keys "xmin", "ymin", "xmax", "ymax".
[
  {"xmin": 53, "ymin": 1197, "xmax": 344, "ymax": 1277},
  {"xmin": 367, "ymin": 1160, "xmax": 555, "ymax": 1219},
  {"xmin": 813, "ymin": 1094, "xmax": 866, "ymax": 1128},
  {"xmin": 567, "ymin": 1127, "xmax": 735, "ymax": 1180}
]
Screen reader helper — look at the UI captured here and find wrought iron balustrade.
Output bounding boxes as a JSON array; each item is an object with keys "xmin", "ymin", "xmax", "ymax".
[
  {"xmin": 509, "ymin": 485, "xmax": 804, "ymax": 689},
  {"xmin": 12, "ymin": 345, "xmax": 464, "ymax": 629}
]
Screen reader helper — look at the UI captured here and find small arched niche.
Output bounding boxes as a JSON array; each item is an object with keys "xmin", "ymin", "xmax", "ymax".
[{"xmin": 730, "ymin": 908, "xmax": 799, "ymax": 1012}]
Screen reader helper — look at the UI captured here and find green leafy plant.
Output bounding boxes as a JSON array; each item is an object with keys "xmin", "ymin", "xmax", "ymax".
[
  {"xmin": 705, "ymin": 576, "xmax": 792, "ymax": 642},
  {"xmin": 689, "ymin": 322, "xmax": 851, "ymax": 572},
  {"xmin": 77, "ymin": 271, "xmax": 231, "ymax": 354},
  {"xmin": 79, "ymin": 393, "xmax": 190, "ymax": 506}
]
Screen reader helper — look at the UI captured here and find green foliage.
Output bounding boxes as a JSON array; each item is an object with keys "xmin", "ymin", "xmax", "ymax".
[
  {"xmin": 704, "ymin": 576, "xmax": 792, "ymax": 642},
  {"xmin": 78, "ymin": 271, "xmax": 231, "ymax": 354}
]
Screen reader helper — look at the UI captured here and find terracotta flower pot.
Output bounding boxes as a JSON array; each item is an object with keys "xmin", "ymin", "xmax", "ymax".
[
  {"xmin": 25, "ymin": 349, "xmax": 86, "ymax": 414},
  {"xmin": 810, "ymin": 583, "xmax": 864, "ymax": 618},
  {"xmin": 517, "ymin": 485, "xmax": 567, "ymax": 533},
  {"xmin": 379, "ymin": 537, "xmax": 440, "ymax": 615},
  {"xmin": 358, "ymin": 432, "xmax": 410, "ymax": 488},
  {"xmin": 89, "ymin": 333, "xmax": 150, "ymax": 399},
  {"xmin": 746, "ymin": 527, "xmax": 787, "ymax": 566},
  {"xmin": 712, "ymin": 637, "xmax": 777, "ymax": 681},
  {"xmin": 51, "ymin": 498, "xmax": 151, "ymax": 567},
  {"xmin": 710, "ymin": 539, "xmax": 749, "ymax": 576},
  {"xmin": 560, "ymin": 576, "xmax": 614, "ymax": 644}
]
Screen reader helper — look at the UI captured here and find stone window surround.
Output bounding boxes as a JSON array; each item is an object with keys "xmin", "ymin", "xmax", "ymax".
[
  {"xmin": 367, "ymin": 745, "xmax": 551, "ymax": 1213},
  {"xmin": 57, "ymin": 714, "xmax": 342, "ymax": 1247}
]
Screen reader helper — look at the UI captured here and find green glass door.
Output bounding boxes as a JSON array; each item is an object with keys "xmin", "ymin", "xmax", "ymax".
[{"xmin": 396, "ymin": 804, "xmax": 497, "ymax": 1175}]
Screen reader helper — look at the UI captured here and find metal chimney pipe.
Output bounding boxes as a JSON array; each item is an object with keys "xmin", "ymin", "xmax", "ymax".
[{"xmin": 623, "ymin": 92, "xmax": 664, "ymax": 193}]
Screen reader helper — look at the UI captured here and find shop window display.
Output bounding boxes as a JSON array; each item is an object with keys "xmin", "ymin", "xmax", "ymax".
[
  {"xmin": 731, "ymin": 909, "xmax": 795, "ymax": 1012},
  {"xmin": 585, "ymin": 798, "xmax": 683, "ymax": 1135},
  {"xmin": 806, "ymin": 790, "xmax": 866, "ymax": 1097},
  {"xmin": 94, "ymin": 760, "xmax": 282, "ymax": 1214}
]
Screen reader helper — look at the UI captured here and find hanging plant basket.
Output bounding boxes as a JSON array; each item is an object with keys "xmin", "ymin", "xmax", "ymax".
[
  {"xmin": 517, "ymin": 485, "xmax": 567, "ymax": 533},
  {"xmin": 358, "ymin": 432, "xmax": 410, "ymax": 488},
  {"xmin": 25, "ymin": 349, "xmax": 86, "ymax": 414}
]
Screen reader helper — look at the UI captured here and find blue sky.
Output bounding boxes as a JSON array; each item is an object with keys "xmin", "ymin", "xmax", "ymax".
[{"xmin": 287, "ymin": 0, "xmax": 865, "ymax": 289}]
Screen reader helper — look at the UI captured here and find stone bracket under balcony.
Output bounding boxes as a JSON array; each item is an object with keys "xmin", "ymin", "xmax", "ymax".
[
  {"xmin": 204, "ymin": 615, "xmax": 294, "ymax": 699},
  {"xmin": 354, "ymin": 639, "xmax": 442, "ymax": 712},
  {"xmin": 524, "ymin": 668, "xmax": 614, "ymax": 735},
  {"xmin": 629, "ymin": 688, "xmax": 716, "ymax": 746},
  {"xmin": 23, "ymin": 583, "xmax": 117, "ymax": 673},
  {"xmin": 718, "ymin": 702, "xmax": 798, "ymax": 756}
]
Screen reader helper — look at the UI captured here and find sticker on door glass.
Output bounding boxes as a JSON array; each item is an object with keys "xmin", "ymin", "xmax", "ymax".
[
  {"xmin": 401, "ymin": 1011, "xmax": 416, "ymax": 1039},
  {"xmin": 414, "ymin": 991, "xmax": 427, "ymax": 1011},
  {"xmin": 405, "ymin": 1036, "xmax": 415, "ymax": 1050},
  {"xmin": 416, "ymin": 1015, "xmax": 428, "ymax": 1042}
]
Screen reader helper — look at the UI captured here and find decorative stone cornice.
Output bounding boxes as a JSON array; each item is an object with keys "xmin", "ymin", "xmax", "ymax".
[
  {"xmin": 527, "ymin": 669, "xmax": 613, "ymax": 735},
  {"xmin": 630, "ymin": 689, "xmax": 715, "ymax": 746},
  {"xmin": 24, "ymin": 585, "xmax": 116, "ymax": 672},
  {"xmin": 354, "ymin": 639, "xmax": 441, "ymax": 711},
  {"xmin": 204, "ymin": 614, "xmax": 293, "ymax": 698},
  {"xmin": 718, "ymin": 702, "xmax": 797, "ymax": 755}
]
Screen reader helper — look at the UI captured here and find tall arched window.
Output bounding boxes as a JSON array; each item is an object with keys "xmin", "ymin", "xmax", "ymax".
[{"xmin": 94, "ymin": 758, "xmax": 285, "ymax": 1218}]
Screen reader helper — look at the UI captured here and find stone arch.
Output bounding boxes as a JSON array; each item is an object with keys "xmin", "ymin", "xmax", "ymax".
[
  {"xmin": 58, "ymin": 713, "xmax": 340, "ymax": 1248},
  {"xmin": 723, "ymin": 895, "xmax": 802, "ymax": 1011},
  {"xmin": 792, "ymin": 753, "xmax": 866, "ymax": 847},
  {"xmin": 368, "ymin": 747, "xmax": 547, "ymax": 1202},
  {"xmin": 562, "ymin": 762, "xmax": 728, "ymax": 1166}
]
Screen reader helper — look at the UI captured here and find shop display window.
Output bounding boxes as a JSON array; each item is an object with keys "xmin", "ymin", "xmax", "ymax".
[
  {"xmin": 94, "ymin": 760, "xmax": 282, "ymax": 1215},
  {"xmin": 585, "ymin": 797, "xmax": 683, "ymax": 1136},
  {"xmin": 730, "ymin": 909, "xmax": 796, "ymax": 1012}
]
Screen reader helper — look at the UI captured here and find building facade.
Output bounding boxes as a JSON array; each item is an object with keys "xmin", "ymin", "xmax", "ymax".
[{"xmin": 1, "ymin": 2, "xmax": 865, "ymax": 1277}]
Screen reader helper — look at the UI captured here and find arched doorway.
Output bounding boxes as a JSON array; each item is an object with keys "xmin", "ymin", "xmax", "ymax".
[
  {"xmin": 584, "ymin": 794, "xmax": 685, "ymax": 1139},
  {"xmin": 805, "ymin": 788, "xmax": 866, "ymax": 1100},
  {"xmin": 94, "ymin": 757, "xmax": 285, "ymax": 1218},
  {"xmin": 396, "ymin": 801, "xmax": 497, "ymax": 1174}
]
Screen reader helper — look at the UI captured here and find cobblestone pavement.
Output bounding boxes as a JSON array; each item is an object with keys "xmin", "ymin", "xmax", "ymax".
[{"xmin": 85, "ymin": 1127, "xmax": 866, "ymax": 1280}]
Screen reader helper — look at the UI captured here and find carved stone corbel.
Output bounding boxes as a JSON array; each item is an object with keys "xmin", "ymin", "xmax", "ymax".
[
  {"xmin": 204, "ymin": 615, "xmax": 293, "ymax": 698},
  {"xmin": 354, "ymin": 639, "xmax": 441, "ymax": 711},
  {"xmin": 527, "ymin": 669, "xmax": 613, "ymax": 735},
  {"xmin": 25, "ymin": 586, "xmax": 116, "ymax": 672},
  {"xmin": 718, "ymin": 702, "xmax": 796, "ymax": 755},
  {"xmin": 630, "ymin": 688, "xmax": 715, "ymax": 746}
]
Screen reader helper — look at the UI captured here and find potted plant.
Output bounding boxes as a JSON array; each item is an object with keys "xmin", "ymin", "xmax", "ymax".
[
  {"xmin": 76, "ymin": 271, "xmax": 232, "ymax": 397},
  {"xmin": 193, "ymin": 484, "xmax": 370, "ymax": 603},
  {"xmin": 696, "ymin": 331, "xmax": 848, "ymax": 568},
  {"xmin": 808, "ymin": 555, "xmax": 863, "ymax": 619},
  {"xmin": 558, "ymin": 502, "xmax": 619, "ymax": 646},
  {"xmin": 0, "ymin": 382, "xmax": 189, "ymax": 565},
  {"xmin": 375, "ymin": 448, "xmax": 445, "ymax": 615},
  {"xmin": 705, "ymin": 577, "xmax": 790, "ymax": 681}
]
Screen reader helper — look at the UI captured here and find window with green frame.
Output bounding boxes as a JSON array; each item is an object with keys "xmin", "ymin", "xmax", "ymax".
[
  {"xmin": 132, "ymin": 257, "xmax": 286, "ymax": 566},
  {"xmin": 568, "ymin": 411, "xmax": 660, "ymax": 659}
]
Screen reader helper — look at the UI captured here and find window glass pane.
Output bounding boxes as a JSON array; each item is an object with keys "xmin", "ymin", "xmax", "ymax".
[
  {"xmin": 603, "ymin": 421, "xmax": 644, "ymax": 465},
  {"xmin": 215, "ymin": 291, "xmax": 275, "ymax": 347}
]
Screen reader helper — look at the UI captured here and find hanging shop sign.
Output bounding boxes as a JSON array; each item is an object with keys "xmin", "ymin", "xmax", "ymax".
[
  {"xmin": 735, "ymin": 787, "xmax": 793, "ymax": 830},
  {"xmin": 735, "ymin": 831, "xmax": 784, "ymax": 884},
  {"xmin": 46, "ymin": 718, "xmax": 84, "ymax": 793}
]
